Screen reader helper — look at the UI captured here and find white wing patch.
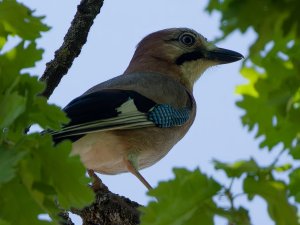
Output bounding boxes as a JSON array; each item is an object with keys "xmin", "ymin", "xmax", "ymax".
[{"xmin": 117, "ymin": 98, "xmax": 138, "ymax": 114}]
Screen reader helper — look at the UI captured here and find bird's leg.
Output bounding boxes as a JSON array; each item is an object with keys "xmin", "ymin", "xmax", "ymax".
[
  {"xmin": 87, "ymin": 169, "xmax": 109, "ymax": 192},
  {"xmin": 124, "ymin": 155, "xmax": 153, "ymax": 190}
]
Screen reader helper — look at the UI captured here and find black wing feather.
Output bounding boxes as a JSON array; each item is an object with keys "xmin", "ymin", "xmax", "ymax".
[
  {"xmin": 52, "ymin": 89, "xmax": 156, "ymax": 143},
  {"xmin": 64, "ymin": 89, "xmax": 155, "ymax": 125}
]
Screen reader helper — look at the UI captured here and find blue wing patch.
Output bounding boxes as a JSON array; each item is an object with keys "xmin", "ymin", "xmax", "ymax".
[{"xmin": 148, "ymin": 104, "xmax": 190, "ymax": 128}]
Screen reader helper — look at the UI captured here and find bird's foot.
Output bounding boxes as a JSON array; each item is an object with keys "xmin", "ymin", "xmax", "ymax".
[{"xmin": 87, "ymin": 169, "xmax": 109, "ymax": 192}]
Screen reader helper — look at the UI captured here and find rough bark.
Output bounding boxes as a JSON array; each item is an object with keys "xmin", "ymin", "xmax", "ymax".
[{"xmin": 71, "ymin": 171, "xmax": 141, "ymax": 225}]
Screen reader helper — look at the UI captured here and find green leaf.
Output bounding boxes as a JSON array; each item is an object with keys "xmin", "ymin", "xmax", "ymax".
[
  {"xmin": 0, "ymin": 218, "xmax": 10, "ymax": 225},
  {"xmin": 0, "ymin": 92, "xmax": 26, "ymax": 128},
  {"xmin": 205, "ymin": 0, "xmax": 297, "ymax": 53},
  {"xmin": 40, "ymin": 139, "xmax": 94, "ymax": 209},
  {"xmin": 290, "ymin": 141, "xmax": 300, "ymax": 159},
  {"xmin": 205, "ymin": 0, "xmax": 300, "ymax": 158},
  {"xmin": 274, "ymin": 163, "xmax": 292, "ymax": 173},
  {"xmin": 29, "ymin": 98, "xmax": 69, "ymax": 130},
  {"xmin": 236, "ymin": 57, "xmax": 300, "ymax": 152},
  {"xmin": 0, "ymin": 0, "xmax": 50, "ymax": 40},
  {"xmin": 214, "ymin": 158, "xmax": 259, "ymax": 178},
  {"xmin": 288, "ymin": 168, "xmax": 300, "ymax": 203},
  {"xmin": 0, "ymin": 41, "xmax": 44, "ymax": 79},
  {"xmin": 8, "ymin": 74, "xmax": 69, "ymax": 130},
  {"xmin": 244, "ymin": 176, "xmax": 298, "ymax": 225},
  {"xmin": 0, "ymin": 177, "xmax": 54, "ymax": 225},
  {"xmin": 235, "ymin": 67, "xmax": 261, "ymax": 98},
  {"xmin": 140, "ymin": 168, "xmax": 221, "ymax": 225},
  {"xmin": 0, "ymin": 72, "xmax": 68, "ymax": 132},
  {"xmin": 281, "ymin": 1, "xmax": 300, "ymax": 36},
  {"xmin": 19, "ymin": 135, "xmax": 94, "ymax": 210},
  {"xmin": 0, "ymin": 146, "xmax": 26, "ymax": 184},
  {"xmin": 0, "ymin": 36, "xmax": 6, "ymax": 50},
  {"xmin": 216, "ymin": 207, "xmax": 251, "ymax": 225}
]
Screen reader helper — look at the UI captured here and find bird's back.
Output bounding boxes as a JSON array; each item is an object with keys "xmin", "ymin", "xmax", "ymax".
[{"xmin": 84, "ymin": 72, "xmax": 194, "ymax": 109}]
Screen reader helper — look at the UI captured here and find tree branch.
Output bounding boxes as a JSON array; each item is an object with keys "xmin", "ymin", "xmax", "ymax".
[
  {"xmin": 39, "ymin": 0, "xmax": 104, "ymax": 99},
  {"xmin": 72, "ymin": 171, "xmax": 141, "ymax": 225}
]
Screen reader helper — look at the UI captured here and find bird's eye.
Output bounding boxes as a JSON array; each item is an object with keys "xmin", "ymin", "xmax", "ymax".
[{"xmin": 179, "ymin": 33, "xmax": 196, "ymax": 46}]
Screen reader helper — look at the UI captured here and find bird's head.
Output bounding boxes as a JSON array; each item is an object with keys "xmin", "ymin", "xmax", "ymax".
[{"xmin": 124, "ymin": 28, "xmax": 243, "ymax": 90}]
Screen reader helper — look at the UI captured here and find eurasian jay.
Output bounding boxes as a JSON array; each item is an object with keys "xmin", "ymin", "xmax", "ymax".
[{"xmin": 49, "ymin": 28, "xmax": 243, "ymax": 190}]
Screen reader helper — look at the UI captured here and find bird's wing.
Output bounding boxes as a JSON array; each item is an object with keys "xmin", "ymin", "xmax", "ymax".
[{"xmin": 48, "ymin": 89, "xmax": 191, "ymax": 143}]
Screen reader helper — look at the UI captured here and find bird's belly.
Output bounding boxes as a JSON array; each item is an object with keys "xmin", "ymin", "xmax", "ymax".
[
  {"xmin": 71, "ymin": 132, "xmax": 129, "ymax": 174},
  {"xmin": 71, "ymin": 127, "xmax": 188, "ymax": 174}
]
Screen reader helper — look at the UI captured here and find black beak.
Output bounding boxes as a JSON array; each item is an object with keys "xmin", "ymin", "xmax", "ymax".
[
  {"xmin": 206, "ymin": 47, "xmax": 244, "ymax": 64},
  {"xmin": 175, "ymin": 47, "xmax": 244, "ymax": 65}
]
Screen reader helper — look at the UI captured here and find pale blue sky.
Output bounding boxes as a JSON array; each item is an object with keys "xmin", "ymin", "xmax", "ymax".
[{"xmin": 19, "ymin": 0, "xmax": 281, "ymax": 224}]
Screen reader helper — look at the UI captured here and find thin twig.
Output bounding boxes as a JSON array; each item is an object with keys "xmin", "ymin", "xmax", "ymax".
[{"xmin": 270, "ymin": 149, "xmax": 286, "ymax": 168}]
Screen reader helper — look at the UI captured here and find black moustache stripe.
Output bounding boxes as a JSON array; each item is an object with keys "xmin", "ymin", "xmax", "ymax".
[{"xmin": 175, "ymin": 51, "xmax": 205, "ymax": 65}]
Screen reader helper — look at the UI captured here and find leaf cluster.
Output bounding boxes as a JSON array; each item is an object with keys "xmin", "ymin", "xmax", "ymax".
[
  {"xmin": 207, "ymin": 0, "xmax": 300, "ymax": 155},
  {"xmin": 0, "ymin": 1, "xmax": 93, "ymax": 224},
  {"xmin": 141, "ymin": 168, "xmax": 251, "ymax": 225},
  {"xmin": 140, "ymin": 160, "xmax": 299, "ymax": 225}
]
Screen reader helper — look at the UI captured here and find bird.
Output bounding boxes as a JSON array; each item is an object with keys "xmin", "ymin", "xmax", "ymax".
[{"xmin": 49, "ymin": 28, "xmax": 243, "ymax": 190}]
